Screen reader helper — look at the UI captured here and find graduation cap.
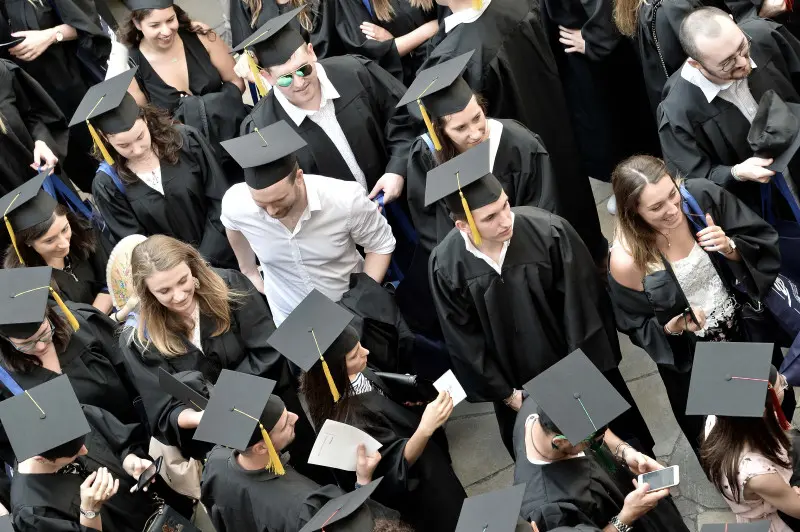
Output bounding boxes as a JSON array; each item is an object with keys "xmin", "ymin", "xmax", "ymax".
[
  {"xmin": 0, "ymin": 266, "xmax": 80, "ymax": 338},
  {"xmin": 193, "ymin": 370, "xmax": 286, "ymax": 475},
  {"xmin": 700, "ymin": 522, "xmax": 770, "ymax": 532},
  {"xmin": 267, "ymin": 289, "xmax": 356, "ymax": 403},
  {"xmin": 0, "ymin": 172, "xmax": 56, "ymax": 264},
  {"xmin": 396, "ymin": 50, "xmax": 474, "ymax": 152},
  {"xmin": 298, "ymin": 478, "xmax": 383, "ymax": 532},
  {"xmin": 0, "ymin": 375, "xmax": 91, "ymax": 462},
  {"xmin": 69, "ymin": 68, "xmax": 140, "ymax": 165},
  {"xmin": 124, "ymin": 0, "xmax": 174, "ymax": 10},
  {"xmin": 0, "ymin": 515, "xmax": 14, "ymax": 532},
  {"xmin": 220, "ymin": 121, "xmax": 307, "ymax": 189},
  {"xmin": 455, "ymin": 484, "xmax": 526, "ymax": 532},
  {"xmin": 747, "ymin": 90, "xmax": 800, "ymax": 173},
  {"xmin": 231, "ymin": 5, "xmax": 306, "ymax": 95},
  {"xmin": 523, "ymin": 349, "xmax": 631, "ymax": 446},
  {"xmin": 158, "ymin": 368, "xmax": 209, "ymax": 411},
  {"xmin": 424, "ymin": 140, "xmax": 503, "ymax": 246},
  {"xmin": 685, "ymin": 343, "xmax": 788, "ymax": 427}
]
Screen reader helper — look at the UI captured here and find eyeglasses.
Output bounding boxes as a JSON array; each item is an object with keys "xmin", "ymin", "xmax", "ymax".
[
  {"xmin": 8, "ymin": 321, "xmax": 55, "ymax": 353},
  {"xmin": 275, "ymin": 63, "xmax": 313, "ymax": 88},
  {"xmin": 718, "ymin": 34, "xmax": 753, "ymax": 73}
]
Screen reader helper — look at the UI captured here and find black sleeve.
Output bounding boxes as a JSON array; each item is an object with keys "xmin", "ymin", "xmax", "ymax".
[
  {"xmin": 724, "ymin": 0, "xmax": 761, "ymax": 19},
  {"xmin": 82, "ymin": 405, "xmax": 149, "ymax": 463},
  {"xmin": 524, "ymin": 501, "xmax": 585, "ymax": 530},
  {"xmin": 579, "ymin": 0, "xmax": 623, "ymax": 61},
  {"xmin": 405, "ymin": 138, "xmax": 438, "ymax": 253},
  {"xmin": 8, "ymin": 62, "xmax": 67, "ymax": 158},
  {"xmin": 52, "ymin": 0, "xmax": 111, "ymax": 69},
  {"xmin": 229, "ymin": 0, "xmax": 255, "ymax": 47},
  {"xmin": 516, "ymin": 131, "xmax": 559, "ymax": 215},
  {"xmin": 91, "ymin": 172, "xmax": 145, "ymax": 242},
  {"xmin": 13, "ymin": 505, "xmax": 95, "ymax": 532}
]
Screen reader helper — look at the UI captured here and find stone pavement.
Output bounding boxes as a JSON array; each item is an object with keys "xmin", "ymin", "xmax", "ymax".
[{"xmin": 443, "ymin": 179, "xmax": 740, "ymax": 531}]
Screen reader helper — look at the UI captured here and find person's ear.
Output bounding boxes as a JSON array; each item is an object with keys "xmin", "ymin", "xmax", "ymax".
[
  {"xmin": 551, "ymin": 435, "xmax": 568, "ymax": 451},
  {"xmin": 133, "ymin": 18, "xmax": 142, "ymax": 31},
  {"xmin": 454, "ymin": 219, "xmax": 469, "ymax": 234},
  {"xmin": 686, "ymin": 57, "xmax": 701, "ymax": 70},
  {"xmin": 295, "ymin": 169, "xmax": 304, "ymax": 186},
  {"xmin": 252, "ymin": 441, "xmax": 268, "ymax": 456},
  {"xmin": 307, "ymin": 43, "xmax": 317, "ymax": 63}
]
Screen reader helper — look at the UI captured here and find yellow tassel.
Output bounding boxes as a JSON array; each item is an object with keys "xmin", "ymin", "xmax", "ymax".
[
  {"xmin": 321, "ymin": 357, "xmax": 341, "ymax": 403},
  {"xmin": 4, "ymin": 216, "xmax": 22, "ymax": 265},
  {"xmin": 460, "ymin": 190, "xmax": 481, "ymax": 246},
  {"xmin": 418, "ymin": 101, "xmax": 442, "ymax": 151},
  {"xmin": 247, "ymin": 52, "xmax": 268, "ymax": 98},
  {"xmin": 473, "ymin": 0, "xmax": 482, "ymax": 9},
  {"xmin": 260, "ymin": 423, "xmax": 285, "ymax": 475},
  {"xmin": 49, "ymin": 288, "xmax": 80, "ymax": 331},
  {"xmin": 87, "ymin": 121, "xmax": 113, "ymax": 165}
]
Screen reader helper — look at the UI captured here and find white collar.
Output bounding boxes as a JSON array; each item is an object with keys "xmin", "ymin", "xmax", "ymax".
[
  {"xmin": 273, "ymin": 62, "xmax": 340, "ymax": 126},
  {"xmin": 680, "ymin": 58, "xmax": 757, "ymax": 103},
  {"xmin": 487, "ymin": 118, "xmax": 503, "ymax": 170},
  {"xmin": 444, "ymin": 0, "xmax": 492, "ymax": 33},
  {"xmin": 459, "ymin": 211, "xmax": 515, "ymax": 274}
]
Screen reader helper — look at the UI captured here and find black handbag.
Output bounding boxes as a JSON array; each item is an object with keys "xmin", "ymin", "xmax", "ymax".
[
  {"xmin": 143, "ymin": 499, "xmax": 199, "ymax": 532},
  {"xmin": 372, "ymin": 371, "xmax": 438, "ymax": 404}
]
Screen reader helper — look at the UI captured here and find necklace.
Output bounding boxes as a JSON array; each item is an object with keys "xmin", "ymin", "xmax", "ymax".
[{"xmin": 528, "ymin": 418, "xmax": 560, "ymax": 462}]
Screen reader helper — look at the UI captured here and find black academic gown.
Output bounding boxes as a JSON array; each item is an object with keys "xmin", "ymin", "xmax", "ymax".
[
  {"xmin": 229, "ymin": 0, "xmax": 309, "ymax": 46},
  {"xmin": 512, "ymin": 399, "xmax": 688, "ymax": 532},
  {"xmin": 418, "ymin": 0, "xmax": 607, "ymax": 261},
  {"xmin": 241, "ymin": 54, "xmax": 415, "ymax": 190},
  {"xmin": 0, "ymin": 0, "xmax": 110, "ymax": 190},
  {"xmin": 329, "ymin": 369, "xmax": 466, "ymax": 532},
  {"xmin": 50, "ymin": 233, "xmax": 110, "ymax": 307},
  {"xmin": 657, "ymin": 17, "xmax": 800, "ymax": 215},
  {"xmin": 0, "ymin": 59, "xmax": 67, "ymax": 196},
  {"xmin": 91, "ymin": 124, "xmax": 236, "ymax": 270}
]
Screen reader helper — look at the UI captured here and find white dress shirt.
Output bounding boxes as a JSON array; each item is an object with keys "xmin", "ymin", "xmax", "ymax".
[
  {"xmin": 680, "ymin": 59, "xmax": 759, "ymax": 122},
  {"xmin": 273, "ymin": 63, "xmax": 369, "ymax": 191},
  {"xmin": 220, "ymin": 174, "xmax": 396, "ymax": 325},
  {"xmin": 459, "ymin": 212, "xmax": 515, "ymax": 274},
  {"xmin": 444, "ymin": 0, "xmax": 493, "ymax": 33}
]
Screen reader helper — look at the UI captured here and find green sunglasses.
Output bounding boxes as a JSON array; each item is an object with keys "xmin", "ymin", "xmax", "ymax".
[{"xmin": 276, "ymin": 63, "xmax": 314, "ymax": 88}]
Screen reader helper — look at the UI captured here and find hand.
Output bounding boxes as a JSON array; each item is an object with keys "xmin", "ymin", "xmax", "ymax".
[
  {"xmin": 369, "ymin": 173, "xmax": 405, "ymax": 208},
  {"xmin": 418, "ymin": 390, "xmax": 454, "ymax": 437},
  {"xmin": 32, "ymin": 140, "xmax": 58, "ymax": 175},
  {"xmin": 355, "ymin": 443, "xmax": 382, "ymax": 486},
  {"xmin": 360, "ymin": 22, "xmax": 394, "ymax": 41},
  {"xmin": 505, "ymin": 390, "xmax": 523, "ymax": 412},
  {"xmin": 665, "ymin": 306, "xmax": 706, "ymax": 333},
  {"xmin": 760, "ymin": 0, "xmax": 788, "ymax": 18},
  {"xmin": 80, "ymin": 468, "xmax": 120, "ymax": 513},
  {"xmin": 733, "ymin": 157, "xmax": 775, "ymax": 183},
  {"xmin": 177, "ymin": 408, "xmax": 203, "ymax": 429},
  {"xmin": 558, "ymin": 26, "xmax": 585, "ymax": 54},
  {"xmin": 234, "ymin": 53, "xmax": 256, "ymax": 83},
  {"xmin": 116, "ymin": 296, "xmax": 140, "ymax": 321},
  {"xmin": 9, "ymin": 29, "xmax": 56, "ymax": 62},
  {"xmin": 618, "ymin": 480, "xmax": 670, "ymax": 524},
  {"xmin": 625, "ymin": 451, "xmax": 666, "ymax": 475},
  {"xmin": 697, "ymin": 213, "xmax": 733, "ymax": 253},
  {"xmin": 531, "ymin": 522, "xmax": 539, "ymax": 532},
  {"xmin": 122, "ymin": 454, "xmax": 155, "ymax": 492}
]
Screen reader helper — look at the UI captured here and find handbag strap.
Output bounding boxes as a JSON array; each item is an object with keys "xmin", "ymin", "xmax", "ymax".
[{"xmin": 0, "ymin": 365, "xmax": 23, "ymax": 396}]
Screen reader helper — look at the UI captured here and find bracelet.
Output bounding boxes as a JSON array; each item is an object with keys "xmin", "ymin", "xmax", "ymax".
[
  {"xmin": 722, "ymin": 238, "xmax": 735, "ymax": 255},
  {"xmin": 610, "ymin": 515, "xmax": 633, "ymax": 532},
  {"xmin": 614, "ymin": 442, "xmax": 632, "ymax": 463},
  {"xmin": 503, "ymin": 390, "xmax": 519, "ymax": 406},
  {"xmin": 663, "ymin": 323, "xmax": 683, "ymax": 336}
]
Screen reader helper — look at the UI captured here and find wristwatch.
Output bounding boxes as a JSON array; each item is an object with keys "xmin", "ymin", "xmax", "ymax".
[
  {"xmin": 54, "ymin": 30, "xmax": 64, "ymax": 43},
  {"xmin": 722, "ymin": 238, "xmax": 737, "ymax": 255},
  {"xmin": 610, "ymin": 515, "xmax": 633, "ymax": 532},
  {"xmin": 79, "ymin": 508, "xmax": 98, "ymax": 519}
]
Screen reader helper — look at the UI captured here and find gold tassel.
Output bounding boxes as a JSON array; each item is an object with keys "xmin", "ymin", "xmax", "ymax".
[
  {"xmin": 418, "ymin": 100, "xmax": 442, "ymax": 151},
  {"xmin": 460, "ymin": 191, "xmax": 482, "ymax": 246},
  {"xmin": 321, "ymin": 357, "xmax": 341, "ymax": 403},
  {"xmin": 473, "ymin": 0, "xmax": 482, "ymax": 9},
  {"xmin": 87, "ymin": 121, "xmax": 114, "ymax": 165},
  {"xmin": 49, "ymin": 288, "xmax": 80, "ymax": 331},
  {"xmin": 259, "ymin": 422, "xmax": 285, "ymax": 475},
  {"xmin": 4, "ymin": 216, "xmax": 22, "ymax": 265},
  {"xmin": 247, "ymin": 52, "xmax": 268, "ymax": 98}
]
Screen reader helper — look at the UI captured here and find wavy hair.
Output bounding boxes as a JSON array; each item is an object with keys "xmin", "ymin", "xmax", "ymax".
[
  {"xmin": 408, "ymin": 0, "xmax": 434, "ymax": 10},
  {"xmin": 118, "ymin": 4, "xmax": 211, "ymax": 48},
  {"xmin": 0, "ymin": 307, "xmax": 72, "ymax": 373},
  {"xmin": 241, "ymin": 0, "xmax": 317, "ymax": 32},
  {"xmin": 432, "ymin": 93, "xmax": 488, "ymax": 165},
  {"xmin": 613, "ymin": 0, "xmax": 646, "ymax": 37},
  {"xmin": 131, "ymin": 235, "xmax": 237, "ymax": 357}
]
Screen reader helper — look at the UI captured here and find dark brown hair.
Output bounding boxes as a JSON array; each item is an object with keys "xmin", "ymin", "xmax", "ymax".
[
  {"xmin": 301, "ymin": 343, "xmax": 361, "ymax": 430},
  {"xmin": 96, "ymin": 105, "xmax": 183, "ymax": 186},
  {"xmin": 0, "ymin": 307, "xmax": 72, "ymax": 373},
  {"xmin": 700, "ymin": 366, "xmax": 791, "ymax": 503},
  {"xmin": 3, "ymin": 204, "xmax": 97, "ymax": 269},
  {"xmin": 118, "ymin": 5, "xmax": 210, "ymax": 48},
  {"xmin": 432, "ymin": 93, "xmax": 488, "ymax": 165}
]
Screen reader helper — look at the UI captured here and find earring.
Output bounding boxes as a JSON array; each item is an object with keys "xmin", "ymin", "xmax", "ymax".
[{"xmin": 193, "ymin": 278, "xmax": 200, "ymax": 289}]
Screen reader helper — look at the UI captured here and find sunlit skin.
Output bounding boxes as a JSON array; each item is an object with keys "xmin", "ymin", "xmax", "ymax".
[
  {"xmin": 31, "ymin": 214, "xmax": 71, "ymax": 262},
  {"xmin": 687, "ymin": 17, "xmax": 752, "ymax": 84},
  {"xmin": 249, "ymin": 170, "xmax": 306, "ymax": 221},
  {"xmin": 268, "ymin": 408, "xmax": 298, "ymax": 451},
  {"xmin": 441, "ymin": 96, "xmax": 489, "ymax": 153},
  {"xmin": 262, "ymin": 44, "xmax": 321, "ymax": 111},
  {"xmin": 345, "ymin": 342, "xmax": 369, "ymax": 378},
  {"xmin": 105, "ymin": 119, "xmax": 154, "ymax": 164},
  {"xmin": 7, "ymin": 319, "xmax": 55, "ymax": 358},
  {"xmin": 143, "ymin": 262, "xmax": 196, "ymax": 315},
  {"xmin": 133, "ymin": 7, "xmax": 180, "ymax": 50},
  {"xmin": 635, "ymin": 176, "xmax": 686, "ymax": 234},
  {"xmin": 455, "ymin": 191, "xmax": 514, "ymax": 245}
]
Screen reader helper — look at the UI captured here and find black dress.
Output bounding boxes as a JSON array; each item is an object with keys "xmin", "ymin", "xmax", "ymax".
[
  {"xmin": 0, "ymin": 0, "xmax": 110, "ymax": 191},
  {"xmin": 417, "ymin": 0, "xmax": 607, "ymax": 262},
  {"xmin": 129, "ymin": 29, "xmax": 247, "ymax": 183},
  {"xmin": 0, "ymin": 59, "xmax": 67, "ymax": 196},
  {"xmin": 49, "ymin": 235, "xmax": 109, "ymax": 307},
  {"xmin": 119, "ymin": 269, "xmax": 327, "ymax": 484},
  {"xmin": 91, "ymin": 124, "xmax": 236, "ymax": 269}
]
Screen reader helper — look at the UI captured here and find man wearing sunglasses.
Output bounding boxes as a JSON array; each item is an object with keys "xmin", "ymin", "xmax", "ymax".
[
  {"xmin": 657, "ymin": 6, "xmax": 800, "ymax": 215},
  {"xmin": 236, "ymin": 7, "xmax": 415, "ymax": 208}
]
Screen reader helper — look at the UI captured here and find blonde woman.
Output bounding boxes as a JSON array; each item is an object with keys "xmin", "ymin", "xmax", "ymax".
[
  {"xmin": 229, "ymin": 0, "xmax": 317, "ymax": 46},
  {"xmin": 119, "ymin": 235, "xmax": 323, "ymax": 481}
]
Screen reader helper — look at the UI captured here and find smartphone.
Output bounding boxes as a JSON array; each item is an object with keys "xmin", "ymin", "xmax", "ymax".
[
  {"xmin": 638, "ymin": 465, "xmax": 679, "ymax": 493},
  {"xmin": 683, "ymin": 307, "xmax": 700, "ymax": 329},
  {"xmin": 132, "ymin": 456, "xmax": 163, "ymax": 493}
]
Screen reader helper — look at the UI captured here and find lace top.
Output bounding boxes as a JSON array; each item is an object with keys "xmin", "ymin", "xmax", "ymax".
[
  {"xmin": 134, "ymin": 166, "xmax": 164, "ymax": 195},
  {"xmin": 671, "ymin": 243, "xmax": 736, "ymax": 337}
]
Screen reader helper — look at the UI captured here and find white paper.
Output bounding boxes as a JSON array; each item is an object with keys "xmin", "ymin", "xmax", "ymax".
[
  {"xmin": 434, "ymin": 370, "xmax": 467, "ymax": 407},
  {"xmin": 307, "ymin": 419, "xmax": 382, "ymax": 471}
]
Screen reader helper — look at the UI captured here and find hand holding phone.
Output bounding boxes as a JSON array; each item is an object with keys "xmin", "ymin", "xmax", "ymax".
[
  {"xmin": 637, "ymin": 465, "xmax": 679, "ymax": 493},
  {"xmin": 129, "ymin": 456, "xmax": 163, "ymax": 493}
]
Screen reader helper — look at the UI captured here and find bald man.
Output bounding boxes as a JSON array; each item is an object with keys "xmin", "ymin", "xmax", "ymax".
[{"xmin": 657, "ymin": 6, "xmax": 800, "ymax": 214}]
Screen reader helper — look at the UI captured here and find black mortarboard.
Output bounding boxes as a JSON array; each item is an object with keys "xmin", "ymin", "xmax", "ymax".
[
  {"xmin": 455, "ymin": 484, "xmax": 526, "ymax": 532},
  {"xmin": 396, "ymin": 51, "xmax": 474, "ymax": 152},
  {"xmin": 220, "ymin": 121, "xmax": 307, "ymax": 189},
  {"xmin": 232, "ymin": 6, "xmax": 306, "ymax": 69},
  {"xmin": 69, "ymin": 68, "xmax": 140, "ymax": 164},
  {"xmin": 193, "ymin": 370, "xmax": 286, "ymax": 474},
  {"xmin": 747, "ymin": 90, "xmax": 800, "ymax": 173},
  {"xmin": 523, "ymin": 350, "xmax": 631, "ymax": 445},
  {"xmin": 299, "ymin": 478, "xmax": 383, "ymax": 532},
  {"xmin": 700, "ymin": 522, "xmax": 770, "ymax": 532},
  {"xmin": 424, "ymin": 140, "xmax": 503, "ymax": 246},
  {"xmin": 267, "ymin": 289, "xmax": 355, "ymax": 402},
  {"xmin": 0, "ymin": 375, "xmax": 91, "ymax": 462},
  {"xmin": 0, "ymin": 515, "xmax": 14, "ymax": 532},
  {"xmin": 0, "ymin": 266, "xmax": 80, "ymax": 338},
  {"xmin": 158, "ymin": 368, "xmax": 208, "ymax": 411},
  {"xmin": 686, "ymin": 342, "xmax": 774, "ymax": 418},
  {"xmin": 124, "ymin": 0, "xmax": 174, "ymax": 10},
  {"xmin": 0, "ymin": 173, "xmax": 56, "ymax": 263}
]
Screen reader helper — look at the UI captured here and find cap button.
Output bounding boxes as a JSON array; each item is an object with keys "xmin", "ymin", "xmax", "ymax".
[
  {"xmin": 725, "ymin": 374, "xmax": 732, "ymax": 381},
  {"xmin": 573, "ymin": 392, "xmax": 581, "ymax": 399},
  {"xmin": 39, "ymin": 413, "xmax": 46, "ymax": 419}
]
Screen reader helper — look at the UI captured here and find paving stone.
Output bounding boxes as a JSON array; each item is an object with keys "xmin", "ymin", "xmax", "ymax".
[
  {"xmin": 625, "ymin": 373, "xmax": 681, "ymax": 457},
  {"xmin": 669, "ymin": 436, "xmax": 729, "ymax": 509},
  {"xmin": 696, "ymin": 510, "xmax": 736, "ymax": 528},
  {"xmin": 451, "ymin": 401, "xmax": 495, "ymax": 420},
  {"xmin": 446, "ymin": 414, "xmax": 513, "ymax": 487},
  {"xmin": 465, "ymin": 465, "xmax": 515, "ymax": 497},
  {"xmin": 683, "ymin": 516, "xmax": 697, "ymax": 532},
  {"xmin": 618, "ymin": 334, "xmax": 658, "ymax": 382},
  {"xmin": 674, "ymin": 496, "xmax": 699, "ymax": 517},
  {"xmin": 596, "ymin": 201, "xmax": 616, "ymax": 242}
]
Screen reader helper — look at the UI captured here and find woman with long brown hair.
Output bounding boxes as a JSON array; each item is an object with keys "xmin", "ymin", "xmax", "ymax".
[
  {"xmin": 119, "ymin": 235, "xmax": 323, "ymax": 482},
  {"xmin": 608, "ymin": 154, "xmax": 790, "ymax": 454}
]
